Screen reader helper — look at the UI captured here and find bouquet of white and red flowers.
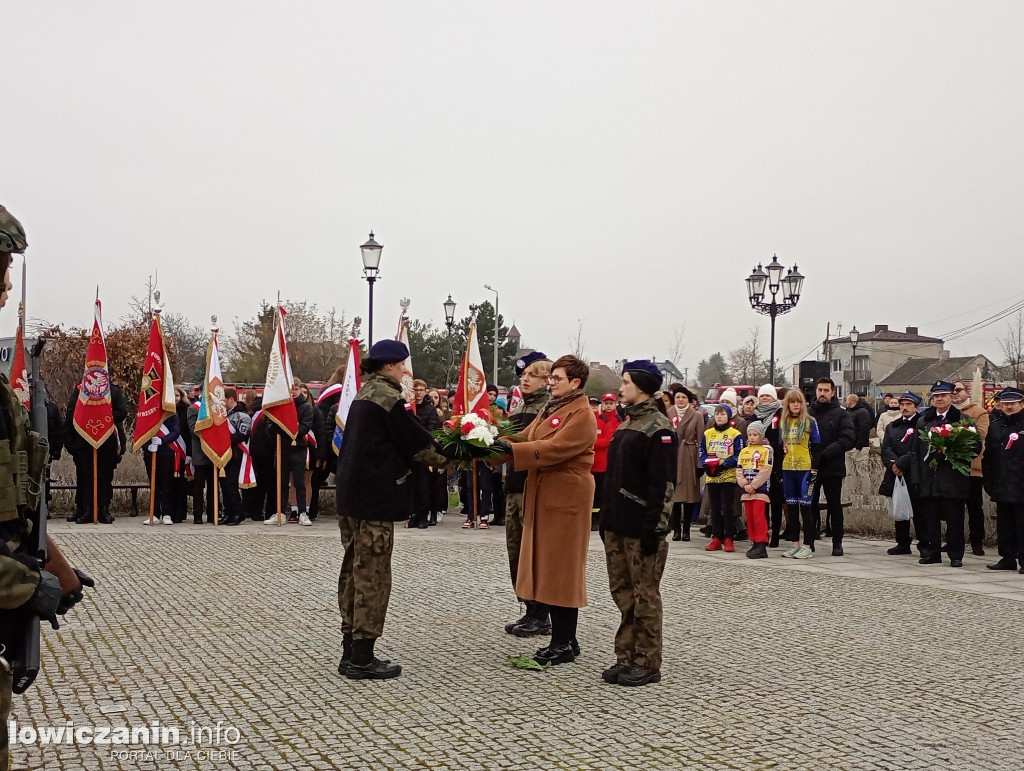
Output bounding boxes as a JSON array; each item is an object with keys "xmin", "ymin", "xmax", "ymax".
[
  {"xmin": 433, "ymin": 411, "xmax": 514, "ymax": 468},
  {"xmin": 919, "ymin": 418, "xmax": 980, "ymax": 476}
]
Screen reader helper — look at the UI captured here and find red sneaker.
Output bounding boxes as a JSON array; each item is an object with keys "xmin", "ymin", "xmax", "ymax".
[
  {"xmin": 461, "ymin": 519, "xmax": 474, "ymax": 529},
  {"xmin": 724, "ymin": 538, "xmax": 735, "ymax": 553},
  {"xmin": 479, "ymin": 520, "xmax": 489, "ymax": 530},
  {"xmin": 705, "ymin": 537, "xmax": 722, "ymax": 551}
]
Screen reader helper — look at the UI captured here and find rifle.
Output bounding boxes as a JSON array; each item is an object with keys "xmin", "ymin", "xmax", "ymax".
[{"xmin": 10, "ymin": 335, "xmax": 81, "ymax": 694}]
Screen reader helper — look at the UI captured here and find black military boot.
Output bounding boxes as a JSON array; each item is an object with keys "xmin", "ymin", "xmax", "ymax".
[
  {"xmin": 346, "ymin": 638, "xmax": 401, "ymax": 680},
  {"xmin": 504, "ymin": 610, "xmax": 529, "ymax": 634},
  {"xmin": 511, "ymin": 602, "xmax": 552, "ymax": 637},
  {"xmin": 337, "ymin": 633, "xmax": 354, "ymax": 676},
  {"xmin": 617, "ymin": 665, "xmax": 661, "ymax": 686},
  {"xmin": 533, "ymin": 642, "xmax": 575, "ymax": 666},
  {"xmin": 98, "ymin": 505, "xmax": 114, "ymax": 524}
]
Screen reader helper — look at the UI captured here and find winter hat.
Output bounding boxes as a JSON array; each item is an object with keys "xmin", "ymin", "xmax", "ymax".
[
  {"xmin": 714, "ymin": 403, "xmax": 733, "ymax": 419},
  {"xmin": 719, "ymin": 388, "xmax": 738, "ymax": 406},
  {"xmin": 757, "ymin": 384, "xmax": 778, "ymax": 400},
  {"xmin": 622, "ymin": 360, "xmax": 663, "ymax": 396},
  {"xmin": 747, "ymin": 420, "xmax": 766, "ymax": 436}
]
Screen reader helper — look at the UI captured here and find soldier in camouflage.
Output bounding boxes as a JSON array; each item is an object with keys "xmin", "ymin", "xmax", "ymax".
[
  {"xmin": 598, "ymin": 360, "xmax": 677, "ymax": 687},
  {"xmin": 501, "ymin": 351, "xmax": 551, "ymax": 637},
  {"xmin": 335, "ymin": 340, "xmax": 450, "ymax": 680},
  {"xmin": 0, "ymin": 205, "xmax": 64, "ymax": 771}
]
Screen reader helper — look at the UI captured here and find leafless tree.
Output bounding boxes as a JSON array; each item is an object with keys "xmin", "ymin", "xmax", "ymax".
[
  {"xmin": 666, "ymin": 324, "xmax": 686, "ymax": 373},
  {"xmin": 999, "ymin": 310, "xmax": 1024, "ymax": 385},
  {"xmin": 569, "ymin": 318, "xmax": 587, "ymax": 361}
]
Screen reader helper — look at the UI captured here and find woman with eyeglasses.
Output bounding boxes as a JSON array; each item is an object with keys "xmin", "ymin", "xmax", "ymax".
[{"xmin": 496, "ymin": 355, "xmax": 598, "ymax": 666}]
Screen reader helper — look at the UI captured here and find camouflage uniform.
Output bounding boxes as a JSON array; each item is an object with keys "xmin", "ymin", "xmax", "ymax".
[
  {"xmin": 0, "ymin": 205, "xmax": 46, "ymax": 771},
  {"xmin": 335, "ymin": 373, "xmax": 446, "ymax": 643},
  {"xmin": 600, "ymin": 398, "xmax": 676, "ymax": 673},
  {"xmin": 504, "ymin": 388, "xmax": 548, "ymax": 595}
]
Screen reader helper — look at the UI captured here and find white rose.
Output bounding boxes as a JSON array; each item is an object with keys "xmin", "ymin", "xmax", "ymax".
[
  {"xmin": 467, "ymin": 425, "xmax": 494, "ymax": 445},
  {"xmin": 966, "ymin": 426, "xmax": 977, "ymax": 433}
]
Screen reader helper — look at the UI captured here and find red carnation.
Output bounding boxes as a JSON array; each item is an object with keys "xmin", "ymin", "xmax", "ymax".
[
  {"xmin": 460, "ymin": 421, "xmax": 475, "ymax": 436},
  {"xmin": 940, "ymin": 426, "xmax": 951, "ymax": 438}
]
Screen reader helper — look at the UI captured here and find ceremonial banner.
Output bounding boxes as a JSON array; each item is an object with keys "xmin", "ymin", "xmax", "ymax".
[
  {"xmin": 332, "ymin": 339, "xmax": 362, "ymax": 455},
  {"xmin": 73, "ymin": 300, "xmax": 115, "ymax": 449},
  {"xmin": 195, "ymin": 329, "xmax": 232, "ymax": 468},
  {"xmin": 452, "ymin": 321, "xmax": 489, "ymax": 417},
  {"xmin": 262, "ymin": 305, "xmax": 298, "ymax": 439},
  {"xmin": 397, "ymin": 318, "xmax": 415, "ymax": 405},
  {"xmin": 132, "ymin": 314, "xmax": 176, "ymax": 451},
  {"xmin": 9, "ymin": 325, "xmax": 29, "ymax": 411}
]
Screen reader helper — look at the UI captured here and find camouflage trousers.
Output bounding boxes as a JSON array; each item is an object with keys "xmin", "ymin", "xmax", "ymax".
[
  {"xmin": 505, "ymin": 493, "xmax": 525, "ymax": 594},
  {"xmin": 603, "ymin": 532, "xmax": 668, "ymax": 670},
  {"xmin": 337, "ymin": 517, "xmax": 395, "ymax": 640},
  {"xmin": 1, "ymin": 666, "xmax": 10, "ymax": 771}
]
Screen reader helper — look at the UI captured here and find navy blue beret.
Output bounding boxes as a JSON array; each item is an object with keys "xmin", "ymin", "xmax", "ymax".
[
  {"xmin": 366, "ymin": 339, "xmax": 409, "ymax": 365},
  {"xmin": 514, "ymin": 351, "xmax": 549, "ymax": 377}
]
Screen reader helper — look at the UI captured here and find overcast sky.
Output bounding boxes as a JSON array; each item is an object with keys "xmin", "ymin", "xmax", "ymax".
[{"xmin": 5, "ymin": 1, "xmax": 1023, "ymax": 380}]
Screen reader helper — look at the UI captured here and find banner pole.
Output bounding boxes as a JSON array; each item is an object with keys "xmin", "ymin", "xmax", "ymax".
[
  {"xmin": 471, "ymin": 459, "xmax": 479, "ymax": 528},
  {"xmin": 213, "ymin": 468, "xmax": 220, "ymax": 526},
  {"xmin": 149, "ymin": 451, "xmax": 157, "ymax": 525},
  {"xmin": 93, "ymin": 448, "xmax": 98, "ymax": 524},
  {"xmin": 276, "ymin": 435, "xmax": 283, "ymax": 526}
]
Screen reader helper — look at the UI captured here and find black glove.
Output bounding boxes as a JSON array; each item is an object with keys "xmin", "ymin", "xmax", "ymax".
[
  {"xmin": 704, "ymin": 465, "xmax": 720, "ymax": 478},
  {"xmin": 640, "ymin": 531, "xmax": 661, "ymax": 556},
  {"xmin": 696, "ymin": 466, "xmax": 705, "ymax": 478},
  {"xmin": 26, "ymin": 570, "xmax": 62, "ymax": 630},
  {"xmin": 809, "ymin": 469, "xmax": 819, "ymax": 484},
  {"xmin": 492, "ymin": 440, "xmax": 513, "ymax": 456},
  {"xmin": 57, "ymin": 568, "xmax": 96, "ymax": 615}
]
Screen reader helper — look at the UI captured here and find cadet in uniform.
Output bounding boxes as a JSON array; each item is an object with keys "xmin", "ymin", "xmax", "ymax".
[
  {"xmin": 599, "ymin": 360, "xmax": 676, "ymax": 687},
  {"xmin": 983, "ymin": 387, "xmax": 1024, "ymax": 572},
  {"xmin": 334, "ymin": 340, "xmax": 449, "ymax": 680},
  {"xmin": 501, "ymin": 351, "xmax": 551, "ymax": 637},
  {"xmin": 0, "ymin": 205, "xmax": 91, "ymax": 771}
]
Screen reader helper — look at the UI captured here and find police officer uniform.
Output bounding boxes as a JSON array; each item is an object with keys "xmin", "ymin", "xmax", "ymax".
[
  {"xmin": 335, "ymin": 340, "xmax": 448, "ymax": 680},
  {"xmin": 983, "ymin": 387, "xmax": 1024, "ymax": 572}
]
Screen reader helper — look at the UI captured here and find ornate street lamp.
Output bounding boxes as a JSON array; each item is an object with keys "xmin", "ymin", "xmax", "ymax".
[
  {"xmin": 746, "ymin": 256, "xmax": 804, "ymax": 385},
  {"xmin": 443, "ymin": 294, "xmax": 457, "ymax": 389},
  {"xmin": 360, "ymin": 232, "xmax": 383, "ymax": 346},
  {"xmin": 484, "ymin": 284, "xmax": 499, "ymax": 386}
]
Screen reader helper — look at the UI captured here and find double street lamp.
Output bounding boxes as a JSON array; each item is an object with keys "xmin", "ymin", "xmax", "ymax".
[
  {"xmin": 745, "ymin": 255, "xmax": 805, "ymax": 385},
  {"xmin": 360, "ymin": 232, "xmax": 383, "ymax": 347}
]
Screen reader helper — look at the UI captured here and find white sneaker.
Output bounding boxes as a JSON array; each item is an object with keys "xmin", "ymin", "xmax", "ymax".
[
  {"xmin": 264, "ymin": 515, "xmax": 283, "ymax": 525},
  {"xmin": 143, "ymin": 517, "xmax": 155, "ymax": 526},
  {"xmin": 162, "ymin": 515, "xmax": 173, "ymax": 525},
  {"xmin": 781, "ymin": 546, "xmax": 799, "ymax": 558},
  {"xmin": 437, "ymin": 512, "xmax": 444, "ymax": 523},
  {"xmin": 792, "ymin": 546, "xmax": 813, "ymax": 560},
  {"xmin": 299, "ymin": 513, "xmax": 312, "ymax": 527}
]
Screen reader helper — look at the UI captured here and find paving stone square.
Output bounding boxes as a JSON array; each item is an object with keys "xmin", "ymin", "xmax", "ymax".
[{"xmin": 9, "ymin": 515, "xmax": 1024, "ymax": 770}]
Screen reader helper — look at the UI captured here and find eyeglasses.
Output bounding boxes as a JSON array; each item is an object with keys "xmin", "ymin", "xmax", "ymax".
[
  {"xmin": 953, "ymin": 388, "xmax": 965, "ymax": 393},
  {"xmin": 546, "ymin": 375, "xmax": 566, "ymax": 383}
]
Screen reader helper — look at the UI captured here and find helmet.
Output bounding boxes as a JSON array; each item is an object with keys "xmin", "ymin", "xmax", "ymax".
[{"xmin": 0, "ymin": 205, "xmax": 28, "ymax": 254}]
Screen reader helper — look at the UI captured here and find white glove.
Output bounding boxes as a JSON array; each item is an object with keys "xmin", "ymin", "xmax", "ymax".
[{"xmin": 148, "ymin": 440, "xmax": 160, "ymax": 452}]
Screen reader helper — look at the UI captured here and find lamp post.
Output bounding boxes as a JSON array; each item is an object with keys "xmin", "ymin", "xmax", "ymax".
[
  {"xmin": 849, "ymin": 325, "xmax": 860, "ymax": 396},
  {"xmin": 360, "ymin": 232, "xmax": 383, "ymax": 347},
  {"xmin": 484, "ymin": 284, "xmax": 499, "ymax": 386},
  {"xmin": 443, "ymin": 294, "xmax": 457, "ymax": 389},
  {"xmin": 745, "ymin": 255, "xmax": 804, "ymax": 385}
]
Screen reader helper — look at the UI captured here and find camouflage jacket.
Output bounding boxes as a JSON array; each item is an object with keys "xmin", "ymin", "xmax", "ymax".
[
  {"xmin": 0, "ymin": 374, "xmax": 40, "ymax": 611},
  {"xmin": 505, "ymin": 389, "xmax": 549, "ymax": 495},
  {"xmin": 599, "ymin": 398, "xmax": 677, "ymax": 539},
  {"xmin": 335, "ymin": 373, "xmax": 447, "ymax": 522}
]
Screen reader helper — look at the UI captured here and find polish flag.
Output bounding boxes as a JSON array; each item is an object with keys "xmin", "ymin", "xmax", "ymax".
[
  {"xmin": 195, "ymin": 329, "xmax": 232, "ymax": 468},
  {"xmin": 452, "ymin": 321, "xmax": 489, "ymax": 417},
  {"xmin": 262, "ymin": 305, "xmax": 299, "ymax": 440},
  {"xmin": 396, "ymin": 317, "xmax": 415, "ymax": 406},
  {"xmin": 332, "ymin": 339, "xmax": 362, "ymax": 455},
  {"xmin": 9, "ymin": 325, "xmax": 29, "ymax": 411}
]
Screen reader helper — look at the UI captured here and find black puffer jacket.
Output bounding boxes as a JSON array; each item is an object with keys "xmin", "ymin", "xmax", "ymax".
[
  {"xmin": 982, "ymin": 410, "xmax": 1024, "ymax": 503},
  {"xmin": 902, "ymin": 405, "xmax": 979, "ymax": 500},
  {"xmin": 850, "ymin": 401, "xmax": 873, "ymax": 449},
  {"xmin": 879, "ymin": 413, "xmax": 919, "ymax": 497},
  {"xmin": 808, "ymin": 397, "xmax": 856, "ymax": 477}
]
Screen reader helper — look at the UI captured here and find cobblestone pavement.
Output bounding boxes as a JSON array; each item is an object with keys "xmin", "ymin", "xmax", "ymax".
[{"xmin": 9, "ymin": 515, "xmax": 1024, "ymax": 770}]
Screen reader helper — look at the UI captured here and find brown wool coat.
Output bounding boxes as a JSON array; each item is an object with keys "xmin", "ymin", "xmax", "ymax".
[
  {"xmin": 669, "ymin": 405, "xmax": 704, "ymax": 503},
  {"xmin": 958, "ymin": 401, "xmax": 989, "ymax": 477},
  {"xmin": 510, "ymin": 395, "xmax": 598, "ymax": 609}
]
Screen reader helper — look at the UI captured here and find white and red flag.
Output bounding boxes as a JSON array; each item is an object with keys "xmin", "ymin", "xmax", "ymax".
[
  {"xmin": 195, "ymin": 328, "xmax": 232, "ymax": 468},
  {"xmin": 132, "ymin": 313, "xmax": 176, "ymax": 451},
  {"xmin": 396, "ymin": 317, "xmax": 415, "ymax": 405},
  {"xmin": 9, "ymin": 325, "xmax": 29, "ymax": 411},
  {"xmin": 73, "ymin": 299, "xmax": 115, "ymax": 449},
  {"xmin": 262, "ymin": 305, "xmax": 298, "ymax": 440},
  {"xmin": 452, "ymin": 321, "xmax": 489, "ymax": 418},
  {"xmin": 332, "ymin": 339, "xmax": 362, "ymax": 455}
]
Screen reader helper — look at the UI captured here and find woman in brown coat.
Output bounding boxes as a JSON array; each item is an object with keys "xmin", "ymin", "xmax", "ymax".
[
  {"xmin": 503, "ymin": 355, "xmax": 597, "ymax": 666},
  {"xmin": 668, "ymin": 386, "xmax": 704, "ymax": 541}
]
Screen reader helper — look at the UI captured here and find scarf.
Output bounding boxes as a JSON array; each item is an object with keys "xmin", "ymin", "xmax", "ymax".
[
  {"xmin": 754, "ymin": 400, "xmax": 782, "ymax": 424},
  {"xmin": 542, "ymin": 389, "xmax": 585, "ymax": 418}
]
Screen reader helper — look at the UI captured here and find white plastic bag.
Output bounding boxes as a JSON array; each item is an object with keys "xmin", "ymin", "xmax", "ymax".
[{"xmin": 889, "ymin": 477, "xmax": 913, "ymax": 522}]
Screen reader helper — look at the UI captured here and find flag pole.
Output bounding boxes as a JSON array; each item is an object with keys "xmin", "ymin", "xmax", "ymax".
[
  {"xmin": 213, "ymin": 468, "xmax": 220, "ymax": 526},
  {"xmin": 471, "ymin": 459, "xmax": 479, "ymax": 527},
  {"xmin": 92, "ymin": 448, "xmax": 98, "ymax": 524},
  {"xmin": 276, "ymin": 434, "xmax": 283, "ymax": 526},
  {"xmin": 148, "ymin": 451, "xmax": 157, "ymax": 525}
]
